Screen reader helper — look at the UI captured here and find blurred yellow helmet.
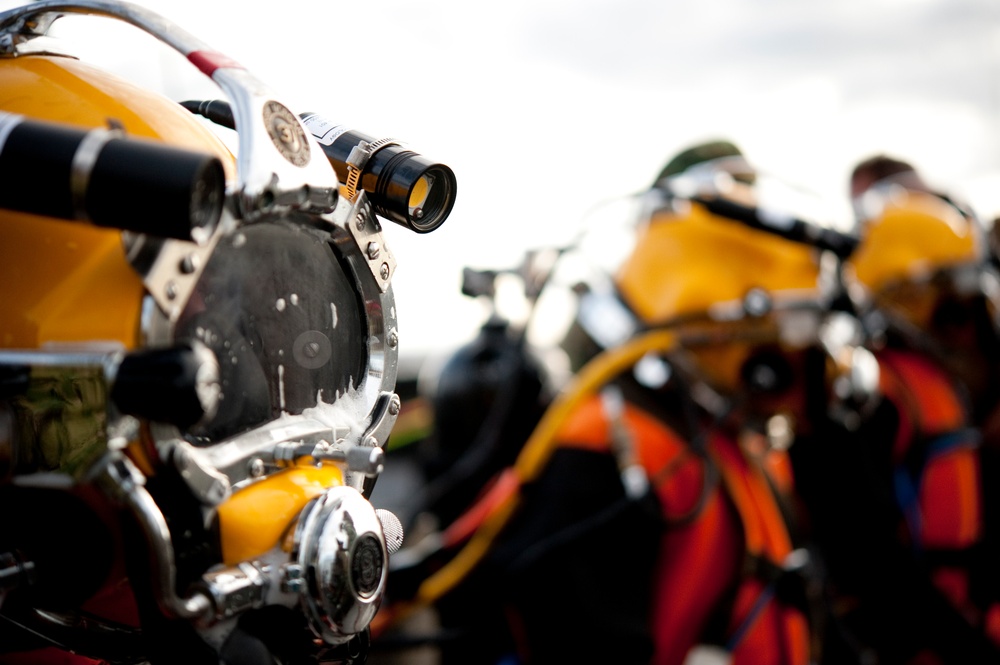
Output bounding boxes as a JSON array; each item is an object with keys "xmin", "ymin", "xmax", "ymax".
[
  {"xmin": 614, "ymin": 197, "xmax": 824, "ymax": 393},
  {"xmin": 846, "ymin": 187, "xmax": 986, "ymax": 331}
]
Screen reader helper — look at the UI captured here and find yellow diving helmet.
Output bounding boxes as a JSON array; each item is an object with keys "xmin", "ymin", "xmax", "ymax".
[
  {"xmin": 0, "ymin": 2, "xmax": 434, "ymax": 663},
  {"xmin": 847, "ymin": 185, "xmax": 987, "ymax": 332},
  {"xmin": 565, "ymin": 141, "xmax": 878, "ymax": 438},
  {"xmin": 613, "ymin": 141, "xmax": 825, "ymax": 395},
  {"xmin": 845, "ymin": 176, "xmax": 1000, "ymax": 410}
]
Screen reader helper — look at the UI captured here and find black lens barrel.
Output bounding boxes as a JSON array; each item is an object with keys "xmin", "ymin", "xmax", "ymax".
[
  {"xmin": 301, "ymin": 114, "xmax": 456, "ymax": 233},
  {"xmin": 0, "ymin": 112, "xmax": 225, "ymax": 242}
]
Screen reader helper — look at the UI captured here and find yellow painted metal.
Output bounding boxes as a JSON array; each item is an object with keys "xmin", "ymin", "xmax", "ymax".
[
  {"xmin": 848, "ymin": 190, "xmax": 981, "ymax": 292},
  {"xmin": 0, "ymin": 55, "xmax": 235, "ymax": 167},
  {"xmin": 216, "ymin": 465, "xmax": 345, "ymax": 566},
  {"xmin": 0, "ymin": 54, "xmax": 236, "ymax": 350},
  {"xmin": 615, "ymin": 200, "xmax": 820, "ymax": 326},
  {"xmin": 847, "ymin": 190, "xmax": 982, "ymax": 330},
  {"xmin": 613, "ymin": 200, "xmax": 822, "ymax": 392}
]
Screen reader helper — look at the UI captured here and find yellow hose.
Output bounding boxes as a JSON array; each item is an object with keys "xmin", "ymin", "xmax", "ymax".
[{"xmin": 410, "ymin": 328, "xmax": 679, "ymax": 608}]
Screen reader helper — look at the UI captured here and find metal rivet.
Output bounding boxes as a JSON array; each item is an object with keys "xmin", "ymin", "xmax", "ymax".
[
  {"xmin": 282, "ymin": 563, "xmax": 305, "ymax": 594},
  {"xmin": 179, "ymin": 253, "xmax": 200, "ymax": 274},
  {"xmin": 743, "ymin": 288, "xmax": 772, "ymax": 317},
  {"xmin": 247, "ymin": 458, "xmax": 265, "ymax": 478}
]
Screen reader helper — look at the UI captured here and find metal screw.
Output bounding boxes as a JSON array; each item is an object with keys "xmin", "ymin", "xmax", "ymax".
[
  {"xmin": 355, "ymin": 212, "xmax": 367, "ymax": 230},
  {"xmin": 179, "ymin": 253, "xmax": 200, "ymax": 274},
  {"xmin": 247, "ymin": 458, "xmax": 266, "ymax": 478},
  {"xmin": 282, "ymin": 563, "xmax": 305, "ymax": 594},
  {"xmin": 388, "ymin": 394, "xmax": 401, "ymax": 416},
  {"xmin": 208, "ymin": 482, "xmax": 226, "ymax": 503},
  {"xmin": 303, "ymin": 341, "xmax": 321, "ymax": 358},
  {"xmin": 165, "ymin": 281, "xmax": 178, "ymax": 300},
  {"xmin": 367, "ymin": 242, "xmax": 380, "ymax": 260},
  {"xmin": 380, "ymin": 262, "xmax": 391, "ymax": 280},
  {"xmin": 388, "ymin": 329, "xmax": 398, "ymax": 349},
  {"xmin": 743, "ymin": 288, "xmax": 772, "ymax": 317}
]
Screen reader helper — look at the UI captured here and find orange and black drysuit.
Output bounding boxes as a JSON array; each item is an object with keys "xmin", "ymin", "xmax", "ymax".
[
  {"xmin": 789, "ymin": 347, "xmax": 1000, "ymax": 664},
  {"xmin": 485, "ymin": 380, "xmax": 813, "ymax": 665}
]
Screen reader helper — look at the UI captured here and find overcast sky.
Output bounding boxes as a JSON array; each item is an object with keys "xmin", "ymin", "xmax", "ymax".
[{"xmin": 8, "ymin": 0, "xmax": 1000, "ymax": 357}]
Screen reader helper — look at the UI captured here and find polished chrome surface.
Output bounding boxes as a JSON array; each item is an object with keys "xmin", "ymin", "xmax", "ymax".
[
  {"xmin": 198, "ymin": 561, "xmax": 269, "ymax": 621},
  {"xmin": 171, "ymin": 442, "xmax": 231, "ymax": 505},
  {"xmin": 94, "ymin": 454, "xmax": 213, "ymax": 621},
  {"xmin": 375, "ymin": 508, "xmax": 404, "ymax": 555},
  {"xmin": 293, "ymin": 485, "xmax": 387, "ymax": 644},
  {"xmin": 337, "ymin": 192, "xmax": 397, "ymax": 294},
  {"xmin": 123, "ymin": 224, "xmax": 226, "ymax": 322}
]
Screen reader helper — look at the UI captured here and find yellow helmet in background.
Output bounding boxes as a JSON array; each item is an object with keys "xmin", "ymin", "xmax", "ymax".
[
  {"xmin": 617, "ymin": 200, "xmax": 821, "ymax": 326},
  {"xmin": 564, "ymin": 140, "xmax": 878, "ymax": 430},
  {"xmin": 614, "ymin": 193, "xmax": 823, "ymax": 395},
  {"xmin": 846, "ymin": 186, "xmax": 986, "ymax": 332},
  {"xmin": 845, "ymin": 181, "xmax": 1000, "ymax": 411}
]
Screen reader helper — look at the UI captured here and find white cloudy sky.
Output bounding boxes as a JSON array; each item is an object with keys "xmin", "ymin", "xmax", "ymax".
[{"xmin": 6, "ymin": 0, "xmax": 1000, "ymax": 357}]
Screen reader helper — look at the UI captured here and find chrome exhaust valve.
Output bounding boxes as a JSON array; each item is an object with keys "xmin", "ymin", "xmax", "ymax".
[
  {"xmin": 193, "ymin": 486, "xmax": 402, "ymax": 644},
  {"xmin": 293, "ymin": 486, "xmax": 396, "ymax": 643}
]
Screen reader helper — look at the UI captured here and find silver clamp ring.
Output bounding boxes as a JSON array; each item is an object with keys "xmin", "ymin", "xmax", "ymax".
[{"xmin": 70, "ymin": 127, "xmax": 122, "ymax": 221}]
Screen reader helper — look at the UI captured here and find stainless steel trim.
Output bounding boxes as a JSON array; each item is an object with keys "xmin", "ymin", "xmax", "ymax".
[
  {"xmin": 292, "ymin": 485, "xmax": 387, "ymax": 644},
  {"xmin": 92, "ymin": 454, "xmax": 212, "ymax": 621},
  {"xmin": 336, "ymin": 193, "xmax": 397, "ymax": 294},
  {"xmin": 69, "ymin": 127, "xmax": 120, "ymax": 222}
]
